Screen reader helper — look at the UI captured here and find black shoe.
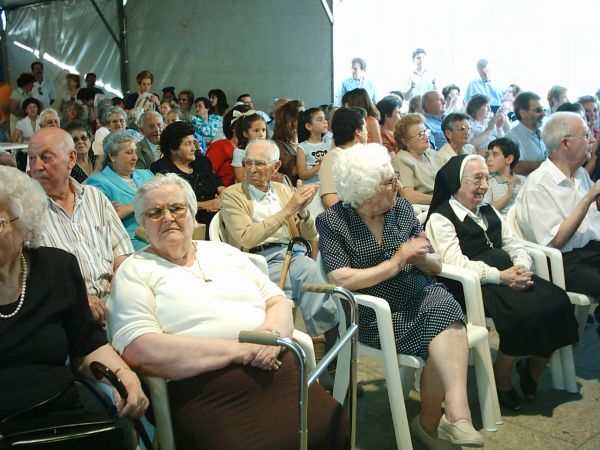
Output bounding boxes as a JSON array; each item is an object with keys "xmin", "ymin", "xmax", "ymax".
[
  {"xmin": 516, "ymin": 359, "xmax": 537, "ymax": 402},
  {"xmin": 497, "ymin": 388, "xmax": 522, "ymax": 411}
]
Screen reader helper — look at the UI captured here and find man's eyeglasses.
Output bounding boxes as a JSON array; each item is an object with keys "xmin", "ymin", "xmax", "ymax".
[
  {"xmin": 463, "ymin": 175, "xmax": 490, "ymax": 186},
  {"xmin": 564, "ymin": 133, "xmax": 592, "ymax": 142},
  {"xmin": 453, "ymin": 125, "xmax": 471, "ymax": 132},
  {"xmin": 143, "ymin": 202, "xmax": 188, "ymax": 221},
  {"xmin": 530, "ymin": 106, "xmax": 545, "ymax": 113},
  {"xmin": 408, "ymin": 129, "xmax": 431, "ymax": 140},
  {"xmin": 0, "ymin": 216, "xmax": 19, "ymax": 233},
  {"xmin": 242, "ymin": 158, "xmax": 275, "ymax": 169}
]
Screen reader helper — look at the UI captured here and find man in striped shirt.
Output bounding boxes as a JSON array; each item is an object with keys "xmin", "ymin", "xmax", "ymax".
[{"xmin": 29, "ymin": 128, "xmax": 133, "ymax": 323}]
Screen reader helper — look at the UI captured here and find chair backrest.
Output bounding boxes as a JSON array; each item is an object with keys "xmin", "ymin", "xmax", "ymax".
[
  {"xmin": 208, "ymin": 210, "xmax": 225, "ymax": 242},
  {"xmin": 505, "ymin": 205, "xmax": 524, "ymax": 239},
  {"xmin": 246, "ymin": 253, "xmax": 269, "ymax": 276}
]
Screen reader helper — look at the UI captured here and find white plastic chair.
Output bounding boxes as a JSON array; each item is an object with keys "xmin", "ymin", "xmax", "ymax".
[
  {"xmin": 317, "ymin": 255, "xmax": 501, "ymax": 450},
  {"xmin": 208, "ymin": 210, "xmax": 226, "ymax": 242},
  {"xmin": 504, "ymin": 205, "xmax": 593, "ymax": 393}
]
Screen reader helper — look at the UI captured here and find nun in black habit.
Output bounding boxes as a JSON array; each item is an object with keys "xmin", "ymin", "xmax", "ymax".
[{"xmin": 425, "ymin": 154, "xmax": 578, "ymax": 411}]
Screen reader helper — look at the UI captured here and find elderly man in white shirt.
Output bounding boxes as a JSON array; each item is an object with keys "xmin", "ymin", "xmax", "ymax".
[
  {"xmin": 220, "ymin": 139, "xmax": 338, "ymax": 343},
  {"xmin": 515, "ymin": 111, "xmax": 600, "ymax": 299}
]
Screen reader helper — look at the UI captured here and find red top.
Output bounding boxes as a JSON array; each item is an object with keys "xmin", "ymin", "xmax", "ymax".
[{"xmin": 206, "ymin": 139, "xmax": 235, "ymax": 187}]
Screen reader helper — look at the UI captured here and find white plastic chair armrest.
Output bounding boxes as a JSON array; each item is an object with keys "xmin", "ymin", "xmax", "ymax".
[
  {"xmin": 439, "ymin": 263, "xmax": 486, "ymax": 327},
  {"xmin": 139, "ymin": 374, "xmax": 176, "ymax": 450},
  {"xmin": 245, "ymin": 253, "xmax": 269, "ymax": 276},
  {"xmin": 292, "ymin": 329, "xmax": 316, "ymax": 371}
]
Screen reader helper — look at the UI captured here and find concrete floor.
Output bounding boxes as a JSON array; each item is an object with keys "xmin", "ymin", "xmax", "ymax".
[{"xmin": 348, "ymin": 321, "xmax": 600, "ymax": 450}]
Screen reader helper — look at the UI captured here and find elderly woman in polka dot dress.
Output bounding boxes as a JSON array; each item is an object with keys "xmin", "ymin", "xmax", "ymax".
[{"xmin": 316, "ymin": 143, "xmax": 484, "ymax": 449}]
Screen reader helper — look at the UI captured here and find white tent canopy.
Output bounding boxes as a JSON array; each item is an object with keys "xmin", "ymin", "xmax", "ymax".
[{"xmin": 2, "ymin": 0, "xmax": 335, "ymax": 112}]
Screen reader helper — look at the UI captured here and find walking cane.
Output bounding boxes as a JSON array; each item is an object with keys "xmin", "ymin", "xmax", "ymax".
[
  {"xmin": 278, "ymin": 236, "xmax": 312, "ymax": 289},
  {"xmin": 90, "ymin": 362, "xmax": 153, "ymax": 450}
]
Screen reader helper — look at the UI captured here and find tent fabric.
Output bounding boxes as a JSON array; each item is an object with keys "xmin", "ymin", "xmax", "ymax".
[
  {"xmin": 5, "ymin": 0, "xmax": 333, "ymax": 112},
  {"xmin": 6, "ymin": 0, "xmax": 120, "ymax": 95}
]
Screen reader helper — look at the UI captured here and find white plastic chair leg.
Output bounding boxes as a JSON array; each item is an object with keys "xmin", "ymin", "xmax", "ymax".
[
  {"xmin": 549, "ymin": 350, "xmax": 565, "ymax": 390},
  {"xmin": 574, "ymin": 304, "xmax": 591, "ymax": 341},
  {"xmin": 559, "ymin": 345, "xmax": 578, "ymax": 393},
  {"xmin": 472, "ymin": 341, "xmax": 501, "ymax": 430},
  {"xmin": 380, "ymin": 354, "xmax": 413, "ymax": 450}
]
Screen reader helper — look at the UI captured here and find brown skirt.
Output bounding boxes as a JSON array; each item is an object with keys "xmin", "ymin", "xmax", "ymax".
[{"xmin": 168, "ymin": 351, "xmax": 350, "ymax": 450}]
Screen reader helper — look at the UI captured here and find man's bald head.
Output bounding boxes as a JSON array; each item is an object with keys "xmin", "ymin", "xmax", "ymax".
[
  {"xmin": 30, "ymin": 127, "xmax": 75, "ymax": 156},
  {"xmin": 29, "ymin": 128, "xmax": 77, "ymax": 198}
]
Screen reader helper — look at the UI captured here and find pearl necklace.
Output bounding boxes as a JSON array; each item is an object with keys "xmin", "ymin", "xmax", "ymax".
[{"xmin": 0, "ymin": 254, "xmax": 27, "ymax": 319}]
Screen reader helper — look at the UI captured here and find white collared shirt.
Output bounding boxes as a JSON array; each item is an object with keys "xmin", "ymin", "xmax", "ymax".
[
  {"xmin": 426, "ymin": 197, "xmax": 531, "ymax": 284},
  {"xmin": 248, "ymin": 183, "xmax": 291, "ymax": 244},
  {"xmin": 515, "ymin": 159, "xmax": 600, "ymax": 252}
]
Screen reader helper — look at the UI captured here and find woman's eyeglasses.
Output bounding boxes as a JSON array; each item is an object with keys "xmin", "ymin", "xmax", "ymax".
[
  {"xmin": 409, "ymin": 129, "xmax": 431, "ymax": 140},
  {"xmin": 143, "ymin": 203, "xmax": 188, "ymax": 221},
  {"xmin": 72, "ymin": 135, "xmax": 89, "ymax": 143},
  {"xmin": 0, "ymin": 216, "xmax": 19, "ymax": 233},
  {"xmin": 463, "ymin": 175, "xmax": 490, "ymax": 186},
  {"xmin": 380, "ymin": 177, "xmax": 401, "ymax": 190}
]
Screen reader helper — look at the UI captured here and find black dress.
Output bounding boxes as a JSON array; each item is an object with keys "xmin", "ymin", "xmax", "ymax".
[
  {"xmin": 434, "ymin": 201, "xmax": 579, "ymax": 357},
  {"xmin": 150, "ymin": 154, "xmax": 223, "ymax": 226},
  {"xmin": 316, "ymin": 198, "xmax": 465, "ymax": 360},
  {"xmin": 0, "ymin": 247, "xmax": 107, "ymax": 420}
]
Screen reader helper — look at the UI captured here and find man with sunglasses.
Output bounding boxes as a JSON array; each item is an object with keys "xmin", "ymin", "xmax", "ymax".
[
  {"xmin": 31, "ymin": 61, "xmax": 56, "ymax": 109},
  {"xmin": 28, "ymin": 127, "xmax": 133, "ymax": 324},
  {"xmin": 506, "ymin": 91, "xmax": 547, "ymax": 175},
  {"xmin": 220, "ymin": 139, "xmax": 339, "ymax": 346}
]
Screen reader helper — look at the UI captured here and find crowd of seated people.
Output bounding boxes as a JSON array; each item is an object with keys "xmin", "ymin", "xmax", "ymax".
[{"xmin": 1, "ymin": 56, "xmax": 599, "ymax": 450}]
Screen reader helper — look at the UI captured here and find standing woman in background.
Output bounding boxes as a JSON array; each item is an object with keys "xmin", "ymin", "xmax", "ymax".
[
  {"xmin": 342, "ymin": 88, "xmax": 382, "ymax": 144},
  {"xmin": 9, "ymin": 73, "xmax": 35, "ymax": 135},
  {"xmin": 273, "ymin": 99, "xmax": 304, "ymax": 185}
]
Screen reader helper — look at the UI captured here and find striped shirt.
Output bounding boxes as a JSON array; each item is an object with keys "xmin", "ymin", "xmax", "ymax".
[
  {"xmin": 40, "ymin": 179, "xmax": 133, "ymax": 300},
  {"xmin": 482, "ymin": 173, "xmax": 525, "ymax": 217}
]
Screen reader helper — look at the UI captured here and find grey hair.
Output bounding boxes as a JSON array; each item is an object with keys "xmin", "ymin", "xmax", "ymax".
[
  {"xmin": 137, "ymin": 110, "xmax": 162, "ymax": 129},
  {"xmin": 245, "ymin": 139, "xmax": 280, "ymax": 161},
  {"xmin": 132, "ymin": 173, "xmax": 198, "ymax": 226},
  {"xmin": 542, "ymin": 112, "xmax": 583, "ymax": 156},
  {"xmin": 333, "ymin": 143, "xmax": 394, "ymax": 208},
  {"xmin": 476, "ymin": 58, "xmax": 489, "ymax": 70},
  {"xmin": 103, "ymin": 106, "xmax": 127, "ymax": 126},
  {"xmin": 97, "ymin": 99, "xmax": 114, "ymax": 126},
  {"xmin": 40, "ymin": 108, "xmax": 60, "ymax": 127},
  {"xmin": 0, "ymin": 166, "xmax": 47, "ymax": 248},
  {"xmin": 103, "ymin": 130, "xmax": 136, "ymax": 166}
]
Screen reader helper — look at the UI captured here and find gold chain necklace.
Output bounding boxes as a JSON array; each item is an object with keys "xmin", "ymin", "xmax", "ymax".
[{"xmin": 179, "ymin": 243, "xmax": 213, "ymax": 283}]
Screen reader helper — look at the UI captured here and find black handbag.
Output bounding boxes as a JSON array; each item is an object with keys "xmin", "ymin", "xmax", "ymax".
[
  {"xmin": 0, "ymin": 362, "xmax": 134, "ymax": 449},
  {"xmin": 0, "ymin": 409, "xmax": 124, "ymax": 449}
]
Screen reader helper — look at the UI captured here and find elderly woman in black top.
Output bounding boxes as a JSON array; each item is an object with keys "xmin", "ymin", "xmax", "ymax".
[
  {"xmin": 150, "ymin": 121, "xmax": 224, "ymax": 226},
  {"xmin": 425, "ymin": 154, "xmax": 578, "ymax": 411},
  {"xmin": 0, "ymin": 166, "xmax": 147, "ymax": 433}
]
